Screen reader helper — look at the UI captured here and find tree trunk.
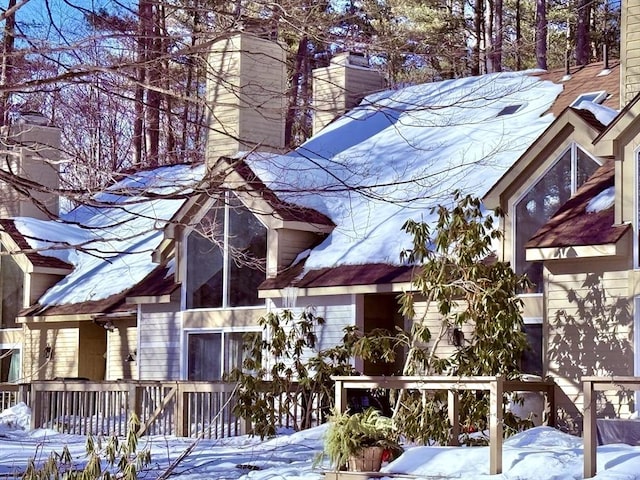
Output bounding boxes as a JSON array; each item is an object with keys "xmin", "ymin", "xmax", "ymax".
[
  {"xmin": 284, "ymin": 35, "xmax": 308, "ymax": 148},
  {"xmin": 493, "ymin": 0, "xmax": 502, "ymax": 72},
  {"xmin": 133, "ymin": 0, "xmax": 152, "ymax": 167},
  {"xmin": 0, "ymin": 0, "xmax": 17, "ymax": 126},
  {"xmin": 145, "ymin": 3, "xmax": 162, "ymax": 168},
  {"xmin": 535, "ymin": 0, "xmax": 547, "ymax": 70},
  {"xmin": 515, "ymin": 0, "xmax": 521, "ymax": 70},
  {"xmin": 576, "ymin": 0, "xmax": 591, "ymax": 66},
  {"xmin": 472, "ymin": 0, "xmax": 482, "ymax": 75}
]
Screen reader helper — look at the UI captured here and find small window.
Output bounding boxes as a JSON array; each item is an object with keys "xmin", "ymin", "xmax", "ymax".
[
  {"xmin": 0, "ymin": 348, "xmax": 21, "ymax": 383},
  {"xmin": 497, "ymin": 104, "xmax": 523, "ymax": 116},
  {"xmin": 571, "ymin": 91, "xmax": 607, "ymax": 108},
  {"xmin": 521, "ymin": 323, "xmax": 543, "ymax": 376}
]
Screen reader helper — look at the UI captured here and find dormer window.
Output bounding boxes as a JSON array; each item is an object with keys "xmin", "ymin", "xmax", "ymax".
[
  {"xmin": 571, "ymin": 91, "xmax": 607, "ymax": 108},
  {"xmin": 185, "ymin": 192, "xmax": 267, "ymax": 309}
]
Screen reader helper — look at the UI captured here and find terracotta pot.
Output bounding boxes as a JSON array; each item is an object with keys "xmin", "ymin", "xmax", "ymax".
[{"xmin": 347, "ymin": 446, "xmax": 385, "ymax": 472}]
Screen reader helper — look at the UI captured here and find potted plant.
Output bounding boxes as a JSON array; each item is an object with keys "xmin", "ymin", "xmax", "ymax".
[{"xmin": 323, "ymin": 407, "xmax": 403, "ymax": 472}]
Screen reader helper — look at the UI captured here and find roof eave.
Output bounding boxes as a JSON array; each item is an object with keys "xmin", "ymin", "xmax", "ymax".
[{"xmin": 525, "ymin": 235, "xmax": 629, "ymax": 262}]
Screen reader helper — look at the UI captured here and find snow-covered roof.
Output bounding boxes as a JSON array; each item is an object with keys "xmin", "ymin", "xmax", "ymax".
[
  {"xmin": 247, "ymin": 71, "xmax": 563, "ymax": 271},
  {"xmin": 14, "ymin": 163, "xmax": 204, "ymax": 309},
  {"xmin": 10, "ymin": 69, "xmax": 608, "ymax": 309}
]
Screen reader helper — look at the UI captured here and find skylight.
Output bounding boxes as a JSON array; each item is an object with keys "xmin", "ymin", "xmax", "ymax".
[
  {"xmin": 571, "ymin": 90, "xmax": 607, "ymax": 108},
  {"xmin": 496, "ymin": 104, "xmax": 523, "ymax": 116}
]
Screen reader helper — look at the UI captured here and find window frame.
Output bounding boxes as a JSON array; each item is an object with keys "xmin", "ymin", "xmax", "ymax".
[
  {"xmin": 0, "ymin": 344, "xmax": 22, "ymax": 383},
  {"xmin": 635, "ymin": 148, "xmax": 640, "ymax": 270},
  {"xmin": 570, "ymin": 90, "xmax": 608, "ymax": 108},
  {"xmin": 521, "ymin": 317, "xmax": 543, "ymax": 376},
  {"xmin": 511, "ymin": 142, "xmax": 602, "ymax": 293},
  {"xmin": 182, "ymin": 191, "xmax": 268, "ymax": 311},
  {"xmin": 182, "ymin": 327, "xmax": 262, "ymax": 381}
]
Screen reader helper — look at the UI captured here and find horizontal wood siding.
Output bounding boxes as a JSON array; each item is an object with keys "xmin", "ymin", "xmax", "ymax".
[
  {"xmin": 275, "ymin": 229, "xmax": 322, "ymax": 273},
  {"xmin": 28, "ymin": 274, "xmax": 64, "ymax": 305},
  {"xmin": 106, "ymin": 319, "xmax": 137, "ymax": 380},
  {"xmin": 24, "ymin": 323, "xmax": 79, "ymax": 380},
  {"xmin": 78, "ymin": 323, "xmax": 107, "ymax": 380},
  {"xmin": 206, "ymin": 34, "xmax": 285, "ymax": 160},
  {"xmin": 622, "ymin": 4, "xmax": 640, "ymax": 105},
  {"xmin": 312, "ymin": 66, "xmax": 347, "ymax": 134},
  {"xmin": 546, "ymin": 269, "xmax": 633, "ymax": 432},
  {"xmin": 268, "ymin": 295, "xmax": 354, "ymax": 370},
  {"xmin": 411, "ymin": 299, "xmax": 471, "ymax": 363},
  {"xmin": 138, "ymin": 303, "xmax": 181, "ymax": 381}
]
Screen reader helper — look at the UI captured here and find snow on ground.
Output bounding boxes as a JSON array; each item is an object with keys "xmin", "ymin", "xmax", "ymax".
[{"xmin": 2, "ymin": 403, "xmax": 640, "ymax": 479}]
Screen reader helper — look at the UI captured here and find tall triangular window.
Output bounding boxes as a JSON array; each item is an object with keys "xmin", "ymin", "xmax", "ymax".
[{"xmin": 514, "ymin": 144, "xmax": 600, "ymax": 292}]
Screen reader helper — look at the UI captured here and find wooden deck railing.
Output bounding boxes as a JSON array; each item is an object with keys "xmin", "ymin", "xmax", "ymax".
[
  {"xmin": 582, "ymin": 376, "xmax": 640, "ymax": 478},
  {"xmin": 332, "ymin": 375, "xmax": 557, "ymax": 476},
  {"xmin": 0, "ymin": 383, "xmax": 29, "ymax": 412},
  {"xmin": 0, "ymin": 379, "xmax": 324, "ymax": 438}
]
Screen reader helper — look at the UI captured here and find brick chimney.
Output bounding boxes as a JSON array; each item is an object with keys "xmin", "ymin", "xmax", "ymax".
[
  {"xmin": 205, "ymin": 33, "xmax": 286, "ymax": 162},
  {"xmin": 0, "ymin": 112, "xmax": 61, "ymax": 219},
  {"xmin": 620, "ymin": 1, "xmax": 640, "ymax": 107},
  {"xmin": 312, "ymin": 52, "xmax": 386, "ymax": 135}
]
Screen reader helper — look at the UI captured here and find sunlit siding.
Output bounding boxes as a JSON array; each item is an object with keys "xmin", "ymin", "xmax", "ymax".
[
  {"xmin": 546, "ymin": 266, "xmax": 633, "ymax": 431},
  {"xmin": 621, "ymin": 3, "xmax": 640, "ymax": 105},
  {"xmin": 106, "ymin": 319, "xmax": 137, "ymax": 380},
  {"xmin": 267, "ymin": 295, "xmax": 355, "ymax": 369},
  {"xmin": 24, "ymin": 324, "xmax": 79, "ymax": 380},
  {"xmin": 138, "ymin": 303, "xmax": 182, "ymax": 381}
]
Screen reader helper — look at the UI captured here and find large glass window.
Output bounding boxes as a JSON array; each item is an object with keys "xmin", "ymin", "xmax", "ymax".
[
  {"xmin": 0, "ymin": 348, "xmax": 21, "ymax": 382},
  {"xmin": 185, "ymin": 192, "xmax": 267, "ymax": 309},
  {"xmin": 0, "ymin": 244, "xmax": 23, "ymax": 328},
  {"xmin": 186, "ymin": 331, "xmax": 260, "ymax": 381},
  {"xmin": 515, "ymin": 144, "xmax": 599, "ymax": 292}
]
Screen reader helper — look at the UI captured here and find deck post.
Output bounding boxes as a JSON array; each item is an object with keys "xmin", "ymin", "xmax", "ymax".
[
  {"xmin": 489, "ymin": 375, "xmax": 504, "ymax": 475},
  {"xmin": 583, "ymin": 379, "xmax": 596, "ymax": 478},
  {"xmin": 448, "ymin": 390, "xmax": 460, "ymax": 446},
  {"xmin": 18, "ymin": 383, "xmax": 29, "ymax": 405},
  {"xmin": 334, "ymin": 379, "xmax": 347, "ymax": 413}
]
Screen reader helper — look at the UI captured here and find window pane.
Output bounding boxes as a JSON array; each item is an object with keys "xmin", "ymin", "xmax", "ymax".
[
  {"xmin": 187, "ymin": 333, "xmax": 222, "ymax": 381},
  {"xmin": 521, "ymin": 324, "xmax": 543, "ymax": 376},
  {"xmin": 224, "ymin": 331, "xmax": 260, "ymax": 375},
  {"xmin": 0, "ymin": 245, "xmax": 23, "ymax": 328},
  {"xmin": 186, "ymin": 206, "xmax": 224, "ymax": 309},
  {"xmin": 515, "ymin": 150, "xmax": 572, "ymax": 291},
  {"xmin": 576, "ymin": 147, "xmax": 600, "ymax": 187},
  {"xmin": 227, "ymin": 195, "xmax": 267, "ymax": 307}
]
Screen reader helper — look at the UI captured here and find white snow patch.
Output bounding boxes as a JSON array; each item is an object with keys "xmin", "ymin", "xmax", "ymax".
[{"xmin": 586, "ymin": 186, "xmax": 615, "ymax": 213}]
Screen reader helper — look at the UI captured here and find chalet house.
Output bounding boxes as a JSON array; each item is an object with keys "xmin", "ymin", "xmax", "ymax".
[{"xmin": 0, "ymin": 13, "xmax": 633, "ymax": 433}]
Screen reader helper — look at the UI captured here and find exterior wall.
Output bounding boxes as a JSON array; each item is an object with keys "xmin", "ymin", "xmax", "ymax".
[
  {"xmin": 269, "ymin": 228, "xmax": 323, "ymax": 276},
  {"xmin": 78, "ymin": 322, "xmax": 107, "ymax": 380},
  {"xmin": 206, "ymin": 33, "xmax": 286, "ymax": 161},
  {"xmin": 411, "ymin": 297, "xmax": 470, "ymax": 365},
  {"xmin": 267, "ymin": 294, "xmax": 355, "ymax": 371},
  {"xmin": 138, "ymin": 302, "xmax": 182, "ymax": 380},
  {"xmin": 28, "ymin": 273, "xmax": 65, "ymax": 305},
  {"xmin": 545, "ymin": 258, "xmax": 634, "ymax": 433},
  {"xmin": 0, "ymin": 122, "xmax": 61, "ymax": 219},
  {"xmin": 106, "ymin": 319, "xmax": 138, "ymax": 380},
  {"xmin": 312, "ymin": 54, "xmax": 386, "ymax": 135},
  {"xmin": 24, "ymin": 323, "xmax": 80, "ymax": 380},
  {"xmin": 621, "ymin": 2, "xmax": 640, "ymax": 107}
]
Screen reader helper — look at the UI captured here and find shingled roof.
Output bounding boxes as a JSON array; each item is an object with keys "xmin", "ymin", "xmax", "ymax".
[
  {"xmin": 0, "ymin": 219, "xmax": 72, "ymax": 271},
  {"xmin": 534, "ymin": 60, "xmax": 620, "ymax": 117},
  {"xmin": 525, "ymin": 159, "xmax": 629, "ymax": 249}
]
